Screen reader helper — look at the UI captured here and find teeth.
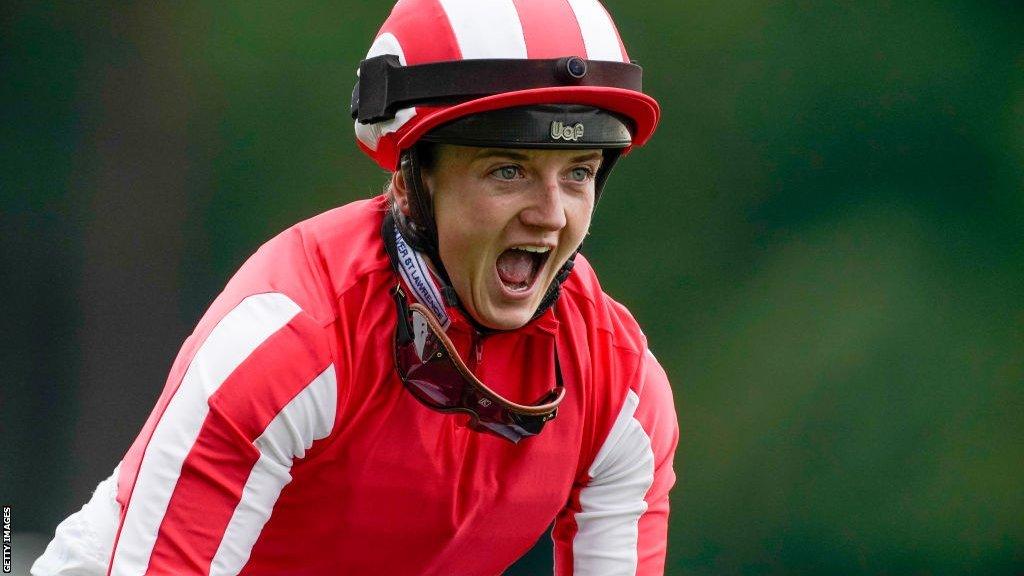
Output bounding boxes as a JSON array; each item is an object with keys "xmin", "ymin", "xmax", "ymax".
[{"xmin": 511, "ymin": 245, "xmax": 551, "ymax": 253}]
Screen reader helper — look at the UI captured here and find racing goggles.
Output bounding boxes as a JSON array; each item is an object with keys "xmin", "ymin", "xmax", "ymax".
[{"xmin": 391, "ymin": 285, "xmax": 565, "ymax": 443}]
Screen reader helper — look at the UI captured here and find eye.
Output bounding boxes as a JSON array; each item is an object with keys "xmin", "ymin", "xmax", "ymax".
[
  {"xmin": 491, "ymin": 165, "xmax": 523, "ymax": 181},
  {"xmin": 569, "ymin": 166, "xmax": 595, "ymax": 183}
]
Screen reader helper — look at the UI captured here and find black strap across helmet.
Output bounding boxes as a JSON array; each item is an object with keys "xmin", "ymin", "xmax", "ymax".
[{"xmin": 351, "ymin": 55, "xmax": 643, "ymax": 124}]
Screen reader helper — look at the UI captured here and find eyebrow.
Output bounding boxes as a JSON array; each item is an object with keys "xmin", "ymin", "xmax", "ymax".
[
  {"xmin": 568, "ymin": 151, "xmax": 604, "ymax": 163},
  {"xmin": 471, "ymin": 149, "xmax": 604, "ymax": 163}
]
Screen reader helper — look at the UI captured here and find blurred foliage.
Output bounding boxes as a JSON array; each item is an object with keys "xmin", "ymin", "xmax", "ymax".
[{"xmin": 2, "ymin": 1, "xmax": 1022, "ymax": 574}]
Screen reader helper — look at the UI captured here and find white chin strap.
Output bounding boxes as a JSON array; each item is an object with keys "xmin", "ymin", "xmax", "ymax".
[{"xmin": 392, "ymin": 222, "xmax": 451, "ymax": 329}]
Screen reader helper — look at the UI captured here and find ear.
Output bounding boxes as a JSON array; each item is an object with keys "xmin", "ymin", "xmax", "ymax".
[{"xmin": 390, "ymin": 170, "xmax": 412, "ymax": 217}]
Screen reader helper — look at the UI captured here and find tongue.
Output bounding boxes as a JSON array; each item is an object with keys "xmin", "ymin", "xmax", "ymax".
[{"xmin": 497, "ymin": 250, "xmax": 534, "ymax": 287}]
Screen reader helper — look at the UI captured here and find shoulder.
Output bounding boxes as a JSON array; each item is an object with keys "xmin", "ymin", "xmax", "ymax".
[
  {"xmin": 212, "ymin": 196, "xmax": 392, "ymax": 327},
  {"xmin": 553, "ymin": 253, "xmax": 676, "ymax": 454},
  {"xmin": 168, "ymin": 196, "xmax": 392, "ymax": 392},
  {"xmin": 557, "ymin": 253, "xmax": 649, "ymax": 359}
]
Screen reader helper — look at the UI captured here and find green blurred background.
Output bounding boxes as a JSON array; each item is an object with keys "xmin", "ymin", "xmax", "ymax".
[{"xmin": 2, "ymin": 1, "xmax": 1022, "ymax": 574}]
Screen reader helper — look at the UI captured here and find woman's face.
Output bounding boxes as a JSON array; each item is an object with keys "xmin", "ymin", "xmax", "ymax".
[{"xmin": 397, "ymin": 144, "xmax": 601, "ymax": 330}]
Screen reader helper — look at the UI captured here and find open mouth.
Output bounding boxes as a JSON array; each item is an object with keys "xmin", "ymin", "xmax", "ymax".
[{"xmin": 496, "ymin": 246, "xmax": 551, "ymax": 293}]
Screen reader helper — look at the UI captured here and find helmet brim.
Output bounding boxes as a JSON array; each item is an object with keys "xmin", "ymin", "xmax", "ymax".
[{"xmin": 360, "ymin": 86, "xmax": 659, "ymax": 171}]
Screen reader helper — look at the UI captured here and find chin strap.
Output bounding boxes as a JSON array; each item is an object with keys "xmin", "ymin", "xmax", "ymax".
[
  {"xmin": 391, "ymin": 144, "xmax": 622, "ymax": 332},
  {"xmin": 382, "ymin": 213, "xmax": 451, "ymax": 329},
  {"xmin": 396, "ymin": 147, "xmax": 463, "ymax": 312}
]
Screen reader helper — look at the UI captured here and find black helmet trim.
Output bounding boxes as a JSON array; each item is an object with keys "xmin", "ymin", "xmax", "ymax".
[
  {"xmin": 419, "ymin": 104, "xmax": 633, "ymax": 150},
  {"xmin": 351, "ymin": 55, "xmax": 643, "ymax": 124}
]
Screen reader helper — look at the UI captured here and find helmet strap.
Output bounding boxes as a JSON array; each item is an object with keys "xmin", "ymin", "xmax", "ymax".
[
  {"xmin": 397, "ymin": 145, "xmax": 438, "ymax": 254},
  {"xmin": 395, "ymin": 145, "xmax": 470, "ymax": 323},
  {"xmin": 594, "ymin": 148, "xmax": 622, "ymax": 204}
]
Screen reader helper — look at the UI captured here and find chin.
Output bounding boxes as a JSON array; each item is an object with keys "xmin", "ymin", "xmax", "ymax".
[
  {"xmin": 477, "ymin": 311, "xmax": 532, "ymax": 331},
  {"xmin": 474, "ymin": 302, "xmax": 538, "ymax": 331},
  {"xmin": 459, "ymin": 277, "xmax": 538, "ymax": 330}
]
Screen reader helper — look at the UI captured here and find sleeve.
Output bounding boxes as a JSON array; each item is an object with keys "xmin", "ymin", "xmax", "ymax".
[
  {"xmin": 37, "ymin": 292, "xmax": 337, "ymax": 576},
  {"xmin": 552, "ymin": 350, "xmax": 679, "ymax": 576},
  {"xmin": 31, "ymin": 468, "xmax": 122, "ymax": 576}
]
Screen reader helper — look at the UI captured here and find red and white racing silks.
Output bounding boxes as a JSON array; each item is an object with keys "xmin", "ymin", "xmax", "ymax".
[
  {"xmin": 34, "ymin": 1, "xmax": 675, "ymax": 573},
  {"xmin": 34, "ymin": 195, "xmax": 678, "ymax": 575}
]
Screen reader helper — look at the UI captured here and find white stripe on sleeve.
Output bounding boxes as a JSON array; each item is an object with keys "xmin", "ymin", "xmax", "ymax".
[
  {"xmin": 573, "ymin": 389, "xmax": 655, "ymax": 575},
  {"xmin": 209, "ymin": 365, "xmax": 338, "ymax": 575},
  {"xmin": 109, "ymin": 293, "xmax": 302, "ymax": 576},
  {"xmin": 566, "ymin": 0, "xmax": 625, "ymax": 62},
  {"xmin": 437, "ymin": 0, "xmax": 527, "ymax": 59}
]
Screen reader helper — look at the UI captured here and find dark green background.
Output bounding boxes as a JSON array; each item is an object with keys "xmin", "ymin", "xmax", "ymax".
[{"xmin": 3, "ymin": 2, "xmax": 1022, "ymax": 574}]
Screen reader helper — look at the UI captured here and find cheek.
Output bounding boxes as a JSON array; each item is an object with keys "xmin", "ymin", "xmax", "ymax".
[
  {"xmin": 434, "ymin": 195, "xmax": 496, "ymax": 278},
  {"xmin": 564, "ymin": 195, "xmax": 595, "ymax": 238},
  {"xmin": 437, "ymin": 187, "xmax": 511, "ymax": 246}
]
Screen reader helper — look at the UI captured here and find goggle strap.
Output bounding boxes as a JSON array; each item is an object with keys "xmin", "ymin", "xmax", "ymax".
[
  {"xmin": 352, "ymin": 55, "xmax": 643, "ymax": 124},
  {"xmin": 406, "ymin": 299, "xmax": 565, "ymax": 416}
]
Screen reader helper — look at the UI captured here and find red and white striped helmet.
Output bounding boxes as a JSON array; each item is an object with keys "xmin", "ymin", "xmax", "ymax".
[{"xmin": 352, "ymin": 0, "xmax": 660, "ymax": 171}]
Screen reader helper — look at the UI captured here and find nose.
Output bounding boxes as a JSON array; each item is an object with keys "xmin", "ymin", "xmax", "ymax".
[{"xmin": 519, "ymin": 176, "xmax": 567, "ymax": 231}]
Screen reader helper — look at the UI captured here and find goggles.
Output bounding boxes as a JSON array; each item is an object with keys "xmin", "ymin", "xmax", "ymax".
[{"xmin": 391, "ymin": 285, "xmax": 565, "ymax": 443}]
